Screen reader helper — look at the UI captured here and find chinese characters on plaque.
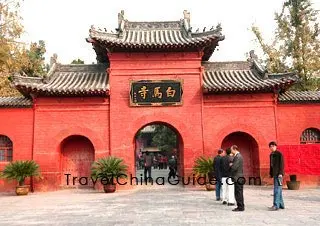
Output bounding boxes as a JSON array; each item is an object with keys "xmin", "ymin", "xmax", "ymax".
[{"xmin": 130, "ymin": 80, "xmax": 183, "ymax": 106}]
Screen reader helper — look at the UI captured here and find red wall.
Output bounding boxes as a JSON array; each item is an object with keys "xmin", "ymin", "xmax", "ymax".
[
  {"xmin": 1, "ymin": 56, "xmax": 319, "ymax": 192},
  {"xmin": 277, "ymin": 103, "xmax": 320, "ymax": 187},
  {"xmin": 0, "ymin": 108, "xmax": 33, "ymax": 191},
  {"xmin": 31, "ymin": 97, "xmax": 109, "ymax": 191},
  {"xmin": 203, "ymin": 93, "xmax": 278, "ymax": 182},
  {"xmin": 277, "ymin": 104, "xmax": 320, "ymax": 144},
  {"xmin": 108, "ymin": 52, "xmax": 204, "ymax": 181}
]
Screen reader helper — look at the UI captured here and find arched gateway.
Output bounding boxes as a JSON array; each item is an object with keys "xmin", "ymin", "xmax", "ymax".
[
  {"xmin": 221, "ymin": 132, "xmax": 260, "ymax": 178},
  {"xmin": 134, "ymin": 122, "xmax": 184, "ymax": 183},
  {"xmin": 60, "ymin": 135, "xmax": 95, "ymax": 188},
  {"xmin": 1, "ymin": 10, "xmax": 319, "ymax": 192}
]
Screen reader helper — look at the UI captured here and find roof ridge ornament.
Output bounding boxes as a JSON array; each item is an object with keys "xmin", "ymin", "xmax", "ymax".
[
  {"xmin": 247, "ymin": 50, "xmax": 267, "ymax": 77},
  {"xmin": 89, "ymin": 25, "xmax": 95, "ymax": 33},
  {"xmin": 215, "ymin": 23, "xmax": 222, "ymax": 33},
  {"xmin": 183, "ymin": 10, "xmax": 192, "ymax": 37},
  {"xmin": 50, "ymin": 53, "xmax": 58, "ymax": 67},
  {"xmin": 117, "ymin": 10, "xmax": 125, "ymax": 37},
  {"xmin": 43, "ymin": 53, "xmax": 59, "ymax": 83}
]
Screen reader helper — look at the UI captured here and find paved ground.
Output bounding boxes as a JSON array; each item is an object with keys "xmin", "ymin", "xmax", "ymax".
[{"xmin": 1, "ymin": 170, "xmax": 320, "ymax": 226}]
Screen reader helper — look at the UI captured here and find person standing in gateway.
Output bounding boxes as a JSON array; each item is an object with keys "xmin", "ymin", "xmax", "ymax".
[
  {"xmin": 268, "ymin": 141, "xmax": 285, "ymax": 211},
  {"xmin": 168, "ymin": 156, "xmax": 177, "ymax": 180},
  {"xmin": 230, "ymin": 145, "xmax": 245, "ymax": 211},
  {"xmin": 144, "ymin": 151, "xmax": 153, "ymax": 183}
]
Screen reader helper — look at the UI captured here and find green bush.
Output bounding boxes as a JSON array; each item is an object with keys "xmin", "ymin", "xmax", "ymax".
[
  {"xmin": 0, "ymin": 160, "xmax": 41, "ymax": 186},
  {"xmin": 91, "ymin": 156, "xmax": 128, "ymax": 183},
  {"xmin": 192, "ymin": 156, "xmax": 214, "ymax": 183}
]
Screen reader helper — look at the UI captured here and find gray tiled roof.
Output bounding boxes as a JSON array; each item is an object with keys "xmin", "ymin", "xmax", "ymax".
[
  {"xmin": 12, "ymin": 64, "xmax": 109, "ymax": 97},
  {"xmin": 89, "ymin": 22, "xmax": 223, "ymax": 48},
  {"xmin": 87, "ymin": 11, "xmax": 224, "ymax": 62},
  {"xmin": 278, "ymin": 91, "xmax": 320, "ymax": 103},
  {"xmin": 0, "ymin": 97, "xmax": 32, "ymax": 108},
  {"xmin": 202, "ymin": 61, "xmax": 299, "ymax": 93}
]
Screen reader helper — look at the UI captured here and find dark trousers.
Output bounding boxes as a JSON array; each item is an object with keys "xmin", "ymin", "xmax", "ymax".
[
  {"xmin": 215, "ymin": 179, "xmax": 222, "ymax": 200},
  {"xmin": 234, "ymin": 181, "xmax": 245, "ymax": 210},
  {"xmin": 168, "ymin": 167, "xmax": 176, "ymax": 179},
  {"xmin": 144, "ymin": 166, "xmax": 152, "ymax": 182}
]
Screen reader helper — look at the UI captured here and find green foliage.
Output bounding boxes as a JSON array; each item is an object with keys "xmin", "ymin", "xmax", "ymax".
[
  {"xmin": 252, "ymin": 0, "xmax": 320, "ymax": 91},
  {"xmin": 0, "ymin": 0, "xmax": 24, "ymax": 73},
  {"xmin": 192, "ymin": 156, "xmax": 214, "ymax": 182},
  {"xmin": 0, "ymin": 74, "xmax": 21, "ymax": 96},
  {"xmin": 17, "ymin": 40, "xmax": 47, "ymax": 77},
  {"xmin": 71, "ymin": 58, "xmax": 85, "ymax": 64},
  {"xmin": 91, "ymin": 156, "xmax": 128, "ymax": 181},
  {"xmin": 0, "ymin": 160, "xmax": 41, "ymax": 186},
  {"xmin": 0, "ymin": 1, "xmax": 48, "ymax": 96},
  {"xmin": 151, "ymin": 125, "xmax": 177, "ymax": 153}
]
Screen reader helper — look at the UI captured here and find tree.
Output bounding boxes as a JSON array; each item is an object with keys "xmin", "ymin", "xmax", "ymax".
[
  {"xmin": 0, "ymin": 0, "xmax": 24, "ymax": 73},
  {"xmin": 16, "ymin": 40, "xmax": 47, "ymax": 76},
  {"xmin": 0, "ymin": 0, "xmax": 23, "ymax": 96},
  {"xmin": 151, "ymin": 125, "xmax": 177, "ymax": 155},
  {"xmin": 252, "ymin": 0, "xmax": 320, "ymax": 91},
  {"xmin": 0, "ymin": 1, "xmax": 48, "ymax": 96},
  {"xmin": 71, "ymin": 58, "xmax": 84, "ymax": 64}
]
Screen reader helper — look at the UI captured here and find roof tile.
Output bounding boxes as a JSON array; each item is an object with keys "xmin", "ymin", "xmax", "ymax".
[
  {"xmin": 202, "ymin": 61, "xmax": 298, "ymax": 93},
  {"xmin": 12, "ymin": 64, "xmax": 109, "ymax": 97},
  {"xmin": 87, "ymin": 11, "xmax": 224, "ymax": 62},
  {"xmin": 278, "ymin": 91, "xmax": 320, "ymax": 103},
  {"xmin": 0, "ymin": 97, "xmax": 32, "ymax": 108}
]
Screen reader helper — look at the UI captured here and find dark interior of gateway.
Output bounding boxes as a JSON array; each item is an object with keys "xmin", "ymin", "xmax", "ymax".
[{"xmin": 134, "ymin": 123, "xmax": 182, "ymax": 185}]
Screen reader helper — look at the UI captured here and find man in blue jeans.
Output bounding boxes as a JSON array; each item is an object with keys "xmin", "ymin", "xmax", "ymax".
[
  {"xmin": 213, "ymin": 149, "xmax": 224, "ymax": 201},
  {"xmin": 268, "ymin": 141, "xmax": 285, "ymax": 211}
]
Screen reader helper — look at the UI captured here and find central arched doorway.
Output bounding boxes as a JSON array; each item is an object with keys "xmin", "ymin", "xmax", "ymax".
[
  {"xmin": 221, "ymin": 132, "xmax": 260, "ymax": 178},
  {"xmin": 60, "ymin": 135, "xmax": 95, "ymax": 188},
  {"xmin": 134, "ymin": 122, "xmax": 183, "ymax": 185}
]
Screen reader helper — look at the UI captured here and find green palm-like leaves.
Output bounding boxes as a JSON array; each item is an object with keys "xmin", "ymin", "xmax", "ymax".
[
  {"xmin": 0, "ymin": 160, "xmax": 41, "ymax": 186},
  {"xmin": 91, "ymin": 156, "xmax": 128, "ymax": 181},
  {"xmin": 193, "ymin": 156, "xmax": 214, "ymax": 182}
]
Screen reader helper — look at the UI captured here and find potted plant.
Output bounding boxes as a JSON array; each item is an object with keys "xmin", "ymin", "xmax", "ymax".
[
  {"xmin": 193, "ymin": 156, "xmax": 215, "ymax": 191},
  {"xmin": 286, "ymin": 174, "xmax": 300, "ymax": 190},
  {"xmin": 0, "ymin": 160, "xmax": 41, "ymax": 195},
  {"xmin": 91, "ymin": 156, "xmax": 128, "ymax": 193}
]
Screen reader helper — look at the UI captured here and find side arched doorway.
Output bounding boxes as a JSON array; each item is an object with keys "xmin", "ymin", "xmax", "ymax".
[
  {"xmin": 134, "ymin": 122, "xmax": 184, "ymax": 185},
  {"xmin": 221, "ymin": 132, "xmax": 260, "ymax": 178},
  {"xmin": 60, "ymin": 135, "xmax": 95, "ymax": 188}
]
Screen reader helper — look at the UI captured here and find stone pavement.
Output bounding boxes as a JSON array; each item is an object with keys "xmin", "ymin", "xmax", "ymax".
[{"xmin": 0, "ymin": 174, "xmax": 319, "ymax": 226}]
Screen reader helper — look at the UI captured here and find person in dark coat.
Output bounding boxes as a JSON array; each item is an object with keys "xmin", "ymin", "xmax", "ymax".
[
  {"xmin": 213, "ymin": 149, "xmax": 224, "ymax": 201},
  {"xmin": 168, "ymin": 156, "xmax": 177, "ymax": 180},
  {"xmin": 268, "ymin": 141, "xmax": 285, "ymax": 211},
  {"xmin": 144, "ymin": 151, "xmax": 153, "ymax": 183},
  {"xmin": 230, "ymin": 145, "xmax": 245, "ymax": 211}
]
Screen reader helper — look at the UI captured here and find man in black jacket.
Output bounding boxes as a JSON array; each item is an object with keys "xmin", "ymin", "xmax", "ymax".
[
  {"xmin": 213, "ymin": 149, "xmax": 224, "ymax": 201},
  {"xmin": 230, "ymin": 145, "xmax": 245, "ymax": 211},
  {"xmin": 268, "ymin": 141, "xmax": 285, "ymax": 211}
]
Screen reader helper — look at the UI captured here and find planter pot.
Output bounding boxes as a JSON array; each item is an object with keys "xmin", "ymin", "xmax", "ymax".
[
  {"xmin": 205, "ymin": 183, "xmax": 215, "ymax": 191},
  {"xmin": 287, "ymin": 181, "xmax": 300, "ymax": 190},
  {"xmin": 16, "ymin": 185, "xmax": 30, "ymax": 196},
  {"xmin": 103, "ymin": 184, "xmax": 116, "ymax": 193},
  {"xmin": 289, "ymin": 175, "xmax": 297, "ymax": 181}
]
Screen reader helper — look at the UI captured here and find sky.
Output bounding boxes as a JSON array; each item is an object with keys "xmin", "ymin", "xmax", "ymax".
[{"xmin": 19, "ymin": 0, "xmax": 320, "ymax": 64}]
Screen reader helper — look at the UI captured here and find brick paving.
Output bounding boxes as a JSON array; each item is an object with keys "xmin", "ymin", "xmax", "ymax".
[{"xmin": 0, "ymin": 170, "xmax": 319, "ymax": 226}]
